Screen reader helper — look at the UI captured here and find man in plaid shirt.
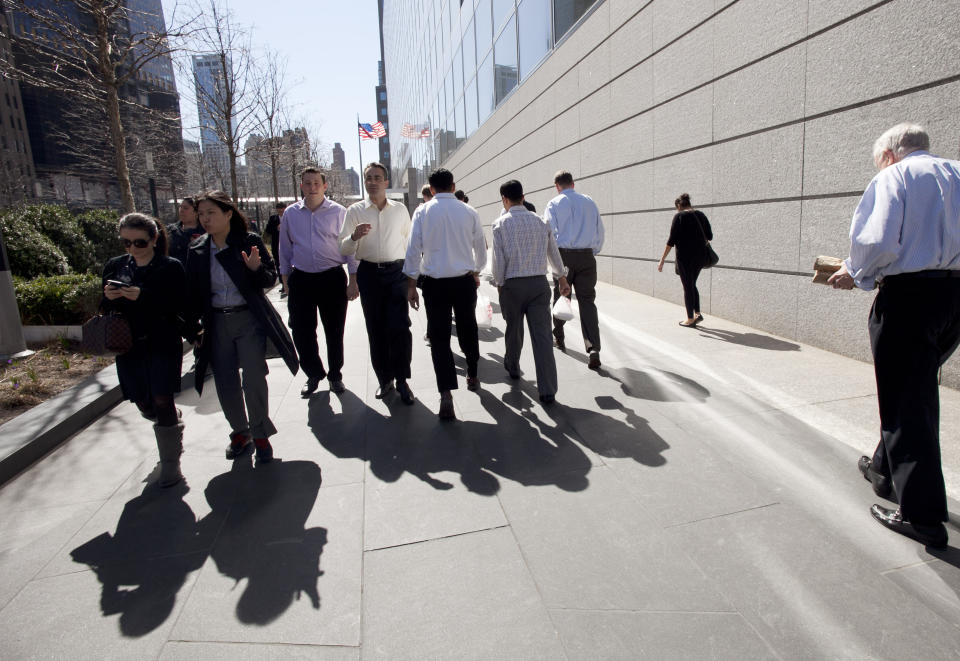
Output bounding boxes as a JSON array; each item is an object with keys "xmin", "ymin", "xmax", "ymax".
[{"xmin": 491, "ymin": 180, "xmax": 571, "ymax": 404}]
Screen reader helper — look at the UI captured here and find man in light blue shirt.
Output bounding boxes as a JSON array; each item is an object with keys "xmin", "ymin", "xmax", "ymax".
[
  {"xmin": 544, "ymin": 170, "xmax": 605, "ymax": 369},
  {"xmin": 829, "ymin": 124, "xmax": 960, "ymax": 548}
]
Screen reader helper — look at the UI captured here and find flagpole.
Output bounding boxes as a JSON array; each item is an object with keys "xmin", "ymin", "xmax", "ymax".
[{"xmin": 356, "ymin": 113, "xmax": 363, "ymax": 184}]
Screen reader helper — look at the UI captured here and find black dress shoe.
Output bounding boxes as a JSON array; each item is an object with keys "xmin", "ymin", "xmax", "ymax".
[
  {"xmin": 396, "ymin": 380, "xmax": 415, "ymax": 405},
  {"xmin": 301, "ymin": 376, "xmax": 321, "ymax": 397},
  {"xmin": 870, "ymin": 505, "xmax": 947, "ymax": 548},
  {"xmin": 588, "ymin": 351, "xmax": 601, "ymax": 370},
  {"xmin": 858, "ymin": 456, "xmax": 892, "ymax": 498},
  {"xmin": 553, "ymin": 334, "xmax": 565, "ymax": 352},
  {"xmin": 376, "ymin": 380, "xmax": 395, "ymax": 399},
  {"xmin": 539, "ymin": 394, "xmax": 555, "ymax": 405}
]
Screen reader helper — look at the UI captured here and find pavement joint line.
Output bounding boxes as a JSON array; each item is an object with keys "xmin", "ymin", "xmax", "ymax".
[
  {"xmin": 363, "ymin": 524, "xmax": 511, "ymax": 553},
  {"xmin": 663, "ymin": 502, "xmax": 782, "ymax": 529},
  {"xmin": 879, "ymin": 558, "xmax": 942, "ymax": 575},
  {"xmin": 164, "ymin": 640, "xmax": 361, "ymax": 649},
  {"xmin": 546, "ymin": 607, "xmax": 741, "ymax": 614}
]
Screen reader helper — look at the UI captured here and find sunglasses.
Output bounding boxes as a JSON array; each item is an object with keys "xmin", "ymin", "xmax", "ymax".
[{"xmin": 118, "ymin": 237, "xmax": 151, "ymax": 248}]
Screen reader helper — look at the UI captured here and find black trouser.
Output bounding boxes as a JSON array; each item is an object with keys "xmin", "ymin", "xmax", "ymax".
[
  {"xmin": 867, "ymin": 273, "xmax": 960, "ymax": 524},
  {"xmin": 286, "ymin": 267, "xmax": 347, "ymax": 382},
  {"xmin": 553, "ymin": 248, "xmax": 601, "ymax": 352},
  {"xmin": 357, "ymin": 260, "xmax": 412, "ymax": 386},
  {"xmin": 677, "ymin": 260, "xmax": 703, "ymax": 319},
  {"xmin": 422, "ymin": 273, "xmax": 479, "ymax": 392}
]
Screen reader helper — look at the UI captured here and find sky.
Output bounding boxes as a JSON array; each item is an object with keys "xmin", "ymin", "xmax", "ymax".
[{"xmin": 160, "ymin": 0, "xmax": 383, "ymax": 177}]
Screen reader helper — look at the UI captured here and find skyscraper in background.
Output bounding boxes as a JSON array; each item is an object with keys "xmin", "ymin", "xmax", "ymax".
[{"xmin": 192, "ymin": 53, "xmax": 230, "ymax": 189}]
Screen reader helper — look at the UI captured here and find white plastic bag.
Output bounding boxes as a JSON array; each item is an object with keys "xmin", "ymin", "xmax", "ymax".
[
  {"xmin": 475, "ymin": 294, "xmax": 493, "ymax": 329},
  {"xmin": 552, "ymin": 295, "xmax": 574, "ymax": 321}
]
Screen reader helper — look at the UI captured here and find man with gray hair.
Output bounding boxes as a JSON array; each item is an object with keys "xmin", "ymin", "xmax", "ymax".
[{"xmin": 829, "ymin": 123, "xmax": 960, "ymax": 547}]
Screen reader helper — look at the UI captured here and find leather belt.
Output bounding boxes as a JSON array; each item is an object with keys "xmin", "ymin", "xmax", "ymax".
[
  {"xmin": 882, "ymin": 270, "xmax": 960, "ymax": 286},
  {"xmin": 361, "ymin": 259, "xmax": 404, "ymax": 269},
  {"xmin": 213, "ymin": 304, "xmax": 249, "ymax": 313}
]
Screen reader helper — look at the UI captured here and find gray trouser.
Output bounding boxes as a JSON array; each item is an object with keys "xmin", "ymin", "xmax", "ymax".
[
  {"xmin": 209, "ymin": 308, "xmax": 277, "ymax": 439},
  {"xmin": 501, "ymin": 276, "xmax": 558, "ymax": 397}
]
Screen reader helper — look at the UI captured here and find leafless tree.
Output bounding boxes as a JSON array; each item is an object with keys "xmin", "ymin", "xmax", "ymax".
[
  {"xmin": 0, "ymin": 0, "xmax": 195, "ymax": 212},
  {"xmin": 186, "ymin": 0, "xmax": 258, "ymax": 202},
  {"xmin": 250, "ymin": 47, "xmax": 291, "ymax": 205}
]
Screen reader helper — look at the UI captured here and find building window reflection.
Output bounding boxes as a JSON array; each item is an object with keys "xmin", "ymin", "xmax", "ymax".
[
  {"xmin": 554, "ymin": 0, "xmax": 597, "ymax": 42},
  {"xmin": 494, "ymin": 13, "xmax": 517, "ymax": 104},
  {"xmin": 519, "ymin": 0, "xmax": 551, "ymax": 79}
]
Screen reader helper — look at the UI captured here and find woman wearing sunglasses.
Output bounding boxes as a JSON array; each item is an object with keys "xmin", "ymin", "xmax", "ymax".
[
  {"xmin": 101, "ymin": 213, "xmax": 187, "ymax": 487},
  {"xmin": 184, "ymin": 191, "xmax": 299, "ymax": 463}
]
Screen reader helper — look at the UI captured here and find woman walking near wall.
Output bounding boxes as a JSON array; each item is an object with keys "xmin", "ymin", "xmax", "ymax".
[{"xmin": 657, "ymin": 193, "xmax": 714, "ymax": 327}]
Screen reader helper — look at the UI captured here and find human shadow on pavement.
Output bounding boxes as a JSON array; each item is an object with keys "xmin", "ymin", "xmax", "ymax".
[
  {"xmin": 201, "ymin": 459, "xmax": 327, "ymax": 625},
  {"xmin": 505, "ymin": 388, "xmax": 670, "ymax": 468},
  {"xmin": 696, "ymin": 327, "xmax": 801, "ymax": 351},
  {"xmin": 307, "ymin": 387, "xmax": 591, "ymax": 495},
  {"xmin": 562, "ymin": 348, "xmax": 710, "ymax": 402},
  {"xmin": 70, "ymin": 481, "xmax": 208, "ymax": 637}
]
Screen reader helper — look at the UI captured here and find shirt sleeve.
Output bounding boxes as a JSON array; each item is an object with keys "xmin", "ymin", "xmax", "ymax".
[
  {"xmin": 666, "ymin": 214, "xmax": 681, "ymax": 247},
  {"xmin": 471, "ymin": 209, "xmax": 488, "ymax": 272},
  {"xmin": 546, "ymin": 225, "xmax": 566, "ymax": 279},
  {"xmin": 278, "ymin": 209, "xmax": 293, "ymax": 275},
  {"xmin": 336, "ymin": 206, "xmax": 359, "ymax": 274},
  {"xmin": 592, "ymin": 201, "xmax": 604, "ymax": 255},
  {"xmin": 339, "ymin": 205, "xmax": 360, "ymax": 256},
  {"xmin": 403, "ymin": 206, "xmax": 424, "ymax": 279},
  {"xmin": 544, "ymin": 200, "xmax": 559, "ymax": 242},
  {"xmin": 843, "ymin": 169, "xmax": 905, "ymax": 291},
  {"xmin": 490, "ymin": 223, "xmax": 505, "ymax": 286}
]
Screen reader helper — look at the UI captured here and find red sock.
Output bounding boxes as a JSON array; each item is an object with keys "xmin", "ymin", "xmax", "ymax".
[{"xmin": 253, "ymin": 437, "xmax": 270, "ymax": 449}]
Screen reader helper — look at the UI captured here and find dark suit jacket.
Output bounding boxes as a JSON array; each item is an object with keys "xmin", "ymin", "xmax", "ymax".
[
  {"xmin": 184, "ymin": 231, "xmax": 298, "ymax": 394},
  {"xmin": 101, "ymin": 253, "xmax": 185, "ymax": 343}
]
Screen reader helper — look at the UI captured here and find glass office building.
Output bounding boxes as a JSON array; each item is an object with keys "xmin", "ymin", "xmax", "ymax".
[
  {"xmin": 382, "ymin": 0, "xmax": 599, "ymax": 185},
  {"xmin": 380, "ymin": 0, "xmax": 960, "ymax": 387}
]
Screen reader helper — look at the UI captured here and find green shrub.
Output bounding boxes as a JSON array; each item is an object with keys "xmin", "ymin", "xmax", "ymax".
[
  {"xmin": 14, "ymin": 273, "xmax": 102, "ymax": 325},
  {"xmin": 0, "ymin": 207, "xmax": 71, "ymax": 278},
  {"xmin": 29, "ymin": 205, "xmax": 97, "ymax": 273},
  {"xmin": 76, "ymin": 209, "xmax": 120, "ymax": 273}
]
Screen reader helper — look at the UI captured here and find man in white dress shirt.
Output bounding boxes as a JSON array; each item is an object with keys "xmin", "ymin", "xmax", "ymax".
[
  {"xmin": 340, "ymin": 162, "xmax": 415, "ymax": 404},
  {"xmin": 544, "ymin": 170, "xmax": 605, "ymax": 369},
  {"xmin": 404, "ymin": 168, "xmax": 487, "ymax": 419},
  {"xmin": 491, "ymin": 180, "xmax": 570, "ymax": 404},
  {"xmin": 829, "ymin": 123, "xmax": 960, "ymax": 548}
]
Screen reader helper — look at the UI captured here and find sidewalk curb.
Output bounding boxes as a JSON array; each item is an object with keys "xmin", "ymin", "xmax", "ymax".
[{"xmin": 0, "ymin": 343, "xmax": 197, "ymax": 488}]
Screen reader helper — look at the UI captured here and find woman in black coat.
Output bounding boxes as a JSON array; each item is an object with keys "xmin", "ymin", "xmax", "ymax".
[
  {"xmin": 102, "ymin": 213, "xmax": 186, "ymax": 487},
  {"xmin": 657, "ymin": 193, "xmax": 714, "ymax": 327},
  {"xmin": 184, "ymin": 190, "xmax": 298, "ymax": 463}
]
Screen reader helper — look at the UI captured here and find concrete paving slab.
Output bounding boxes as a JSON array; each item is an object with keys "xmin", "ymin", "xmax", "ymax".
[
  {"xmin": 549, "ymin": 609, "xmax": 777, "ymax": 661},
  {"xmin": 0, "ymin": 551, "xmax": 204, "ymax": 660},
  {"xmin": 361, "ymin": 527, "xmax": 565, "ymax": 661},
  {"xmin": 496, "ymin": 466, "xmax": 732, "ymax": 611},
  {"xmin": 668, "ymin": 503, "xmax": 960, "ymax": 660},
  {"xmin": 170, "ymin": 476, "xmax": 361, "ymax": 647},
  {"xmin": 0, "ymin": 500, "xmax": 101, "ymax": 610}
]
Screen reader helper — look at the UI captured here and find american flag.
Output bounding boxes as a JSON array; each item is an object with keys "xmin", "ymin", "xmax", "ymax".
[
  {"xmin": 358, "ymin": 121, "xmax": 386, "ymax": 140},
  {"xmin": 401, "ymin": 122, "xmax": 431, "ymax": 140}
]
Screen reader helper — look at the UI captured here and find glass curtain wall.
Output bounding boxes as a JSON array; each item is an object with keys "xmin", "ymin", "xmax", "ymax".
[{"xmin": 382, "ymin": 0, "xmax": 598, "ymax": 184}]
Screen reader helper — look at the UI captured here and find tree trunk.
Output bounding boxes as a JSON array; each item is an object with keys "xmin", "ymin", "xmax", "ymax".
[
  {"xmin": 270, "ymin": 152, "xmax": 280, "ymax": 203},
  {"xmin": 94, "ymin": 2, "xmax": 135, "ymax": 212}
]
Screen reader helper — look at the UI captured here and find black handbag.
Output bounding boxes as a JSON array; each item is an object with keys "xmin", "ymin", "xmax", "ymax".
[
  {"xmin": 81, "ymin": 311, "xmax": 133, "ymax": 356},
  {"xmin": 696, "ymin": 213, "xmax": 719, "ymax": 269}
]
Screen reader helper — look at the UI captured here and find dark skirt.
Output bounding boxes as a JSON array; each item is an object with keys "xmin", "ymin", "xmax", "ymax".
[{"xmin": 115, "ymin": 334, "xmax": 183, "ymax": 401}]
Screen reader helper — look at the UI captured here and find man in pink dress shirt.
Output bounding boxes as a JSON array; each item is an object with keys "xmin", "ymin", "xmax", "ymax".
[{"xmin": 279, "ymin": 167, "xmax": 359, "ymax": 397}]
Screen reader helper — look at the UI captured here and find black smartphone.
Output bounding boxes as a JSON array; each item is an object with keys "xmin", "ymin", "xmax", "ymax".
[{"xmin": 106, "ymin": 279, "xmax": 128, "ymax": 288}]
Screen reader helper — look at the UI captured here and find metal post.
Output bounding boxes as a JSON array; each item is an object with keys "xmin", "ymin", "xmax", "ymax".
[{"xmin": 0, "ymin": 224, "xmax": 34, "ymax": 361}]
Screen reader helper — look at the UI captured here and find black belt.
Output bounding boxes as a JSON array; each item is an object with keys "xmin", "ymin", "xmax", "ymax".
[
  {"xmin": 882, "ymin": 270, "xmax": 960, "ymax": 286},
  {"xmin": 212, "ymin": 304, "xmax": 249, "ymax": 313},
  {"xmin": 361, "ymin": 259, "xmax": 404, "ymax": 269},
  {"xmin": 559, "ymin": 247, "xmax": 593, "ymax": 253}
]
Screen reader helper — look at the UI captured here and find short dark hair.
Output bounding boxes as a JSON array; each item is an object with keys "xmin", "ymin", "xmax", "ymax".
[
  {"xmin": 421, "ymin": 185, "xmax": 433, "ymax": 199},
  {"xmin": 364, "ymin": 162, "xmax": 389, "ymax": 179},
  {"xmin": 499, "ymin": 179, "xmax": 524, "ymax": 203},
  {"xmin": 674, "ymin": 193, "xmax": 692, "ymax": 208},
  {"xmin": 428, "ymin": 168, "xmax": 455, "ymax": 192},
  {"xmin": 300, "ymin": 166, "xmax": 326, "ymax": 183},
  {"xmin": 554, "ymin": 170, "xmax": 574, "ymax": 187},
  {"xmin": 274, "ymin": 202, "xmax": 286, "ymax": 210}
]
